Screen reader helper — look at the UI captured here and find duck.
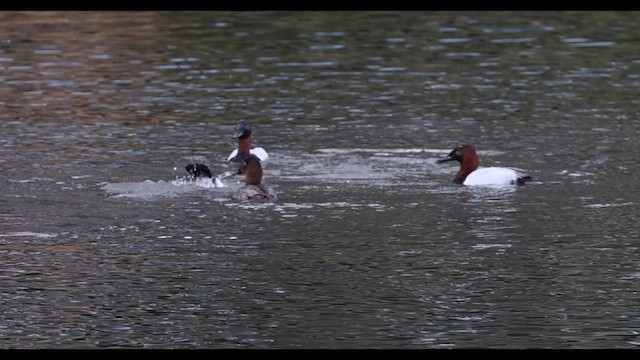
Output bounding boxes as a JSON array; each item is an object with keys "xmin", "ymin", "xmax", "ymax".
[
  {"xmin": 185, "ymin": 163, "xmax": 225, "ymax": 188},
  {"xmin": 227, "ymin": 120, "xmax": 269, "ymax": 167},
  {"xmin": 232, "ymin": 154, "xmax": 277, "ymax": 202},
  {"xmin": 437, "ymin": 144, "xmax": 532, "ymax": 186}
]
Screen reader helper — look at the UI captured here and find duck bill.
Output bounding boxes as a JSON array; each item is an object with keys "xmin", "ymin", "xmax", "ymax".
[
  {"xmin": 437, "ymin": 156, "xmax": 456, "ymax": 164},
  {"xmin": 232, "ymin": 129, "xmax": 246, "ymax": 139},
  {"xmin": 232, "ymin": 123, "xmax": 251, "ymax": 139}
]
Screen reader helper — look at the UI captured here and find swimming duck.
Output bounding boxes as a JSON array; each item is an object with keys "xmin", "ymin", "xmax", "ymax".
[
  {"xmin": 437, "ymin": 144, "xmax": 532, "ymax": 186},
  {"xmin": 232, "ymin": 154, "xmax": 276, "ymax": 202},
  {"xmin": 227, "ymin": 120, "xmax": 269, "ymax": 167},
  {"xmin": 185, "ymin": 163, "xmax": 225, "ymax": 187}
]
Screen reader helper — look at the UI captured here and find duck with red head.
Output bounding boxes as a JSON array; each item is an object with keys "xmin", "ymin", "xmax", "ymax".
[
  {"xmin": 232, "ymin": 154, "xmax": 276, "ymax": 202},
  {"xmin": 437, "ymin": 144, "xmax": 532, "ymax": 186},
  {"xmin": 227, "ymin": 120, "xmax": 269, "ymax": 168}
]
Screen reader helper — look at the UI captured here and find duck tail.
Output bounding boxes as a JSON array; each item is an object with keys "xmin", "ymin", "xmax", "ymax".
[{"xmin": 516, "ymin": 175, "xmax": 533, "ymax": 185}]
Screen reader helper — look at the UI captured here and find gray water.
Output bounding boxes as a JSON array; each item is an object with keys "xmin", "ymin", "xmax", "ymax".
[{"xmin": 1, "ymin": 11, "xmax": 640, "ymax": 349}]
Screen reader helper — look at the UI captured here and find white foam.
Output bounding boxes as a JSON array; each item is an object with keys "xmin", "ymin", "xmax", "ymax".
[
  {"xmin": 317, "ymin": 148, "xmax": 505, "ymax": 156},
  {"xmin": 318, "ymin": 148, "xmax": 452, "ymax": 154},
  {"xmin": 102, "ymin": 179, "xmax": 223, "ymax": 199},
  {"xmin": 0, "ymin": 232, "xmax": 57, "ymax": 238},
  {"xmin": 472, "ymin": 243, "xmax": 512, "ymax": 250},
  {"xmin": 585, "ymin": 202, "xmax": 634, "ymax": 209},
  {"xmin": 172, "ymin": 176, "xmax": 225, "ymax": 188}
]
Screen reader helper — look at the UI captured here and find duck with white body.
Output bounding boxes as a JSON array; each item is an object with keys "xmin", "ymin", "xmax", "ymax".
[{"xmin": 437, "ymin": 144, "xmax": 532, "ymax": 187}]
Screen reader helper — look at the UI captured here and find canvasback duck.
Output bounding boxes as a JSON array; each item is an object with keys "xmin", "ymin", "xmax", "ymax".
[
  {"xmin": 185, "ymin": 163, "xmax": 225, "ymax": 188},
  {"xmin": 227, "ymin": 120, "xmax": 269, "ymax": 166},
  {"xmin": 437, "ymin": 144, "xmax": 532, "ymax": 186},
  {"xmin": 232, "ymin": 154, "xmax": 276, "ymax": 202}
]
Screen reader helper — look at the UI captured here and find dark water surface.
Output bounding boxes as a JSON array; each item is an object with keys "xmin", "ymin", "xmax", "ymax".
[{"xmin": 1, "ymin": 11, "xmax": 640, "ymax": 348}]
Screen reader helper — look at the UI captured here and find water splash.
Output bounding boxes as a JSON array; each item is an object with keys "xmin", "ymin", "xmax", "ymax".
[{"xmin": 101, "ymin": 177, "xmax": 226, "ymax": 199}]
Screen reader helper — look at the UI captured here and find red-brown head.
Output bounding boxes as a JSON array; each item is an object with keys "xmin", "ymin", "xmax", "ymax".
[
  {"xmin": 437, "ymin": 144, "xmax": 479, "ymax": 184},
  {"xmin": 239, "ymin": 154, "xmax": 263, "ymax": 186}
]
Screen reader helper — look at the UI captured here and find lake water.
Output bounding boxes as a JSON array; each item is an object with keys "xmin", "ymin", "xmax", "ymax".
[{"xmin": 1, "ymin": 11, "xmax": 640, "ymax": 349}]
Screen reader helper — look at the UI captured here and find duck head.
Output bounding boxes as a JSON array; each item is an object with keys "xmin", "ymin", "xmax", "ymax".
[
  {"xmin": 232, "ymin": 120, "xmax": 252, "ymax": 140},
  {"xmin": 437, "ymin": 144, "xmax": 479, "ymax": 184},
  {"xmin": 239, "ymin": 154, "xmax": 263, "ymax": 185}
]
